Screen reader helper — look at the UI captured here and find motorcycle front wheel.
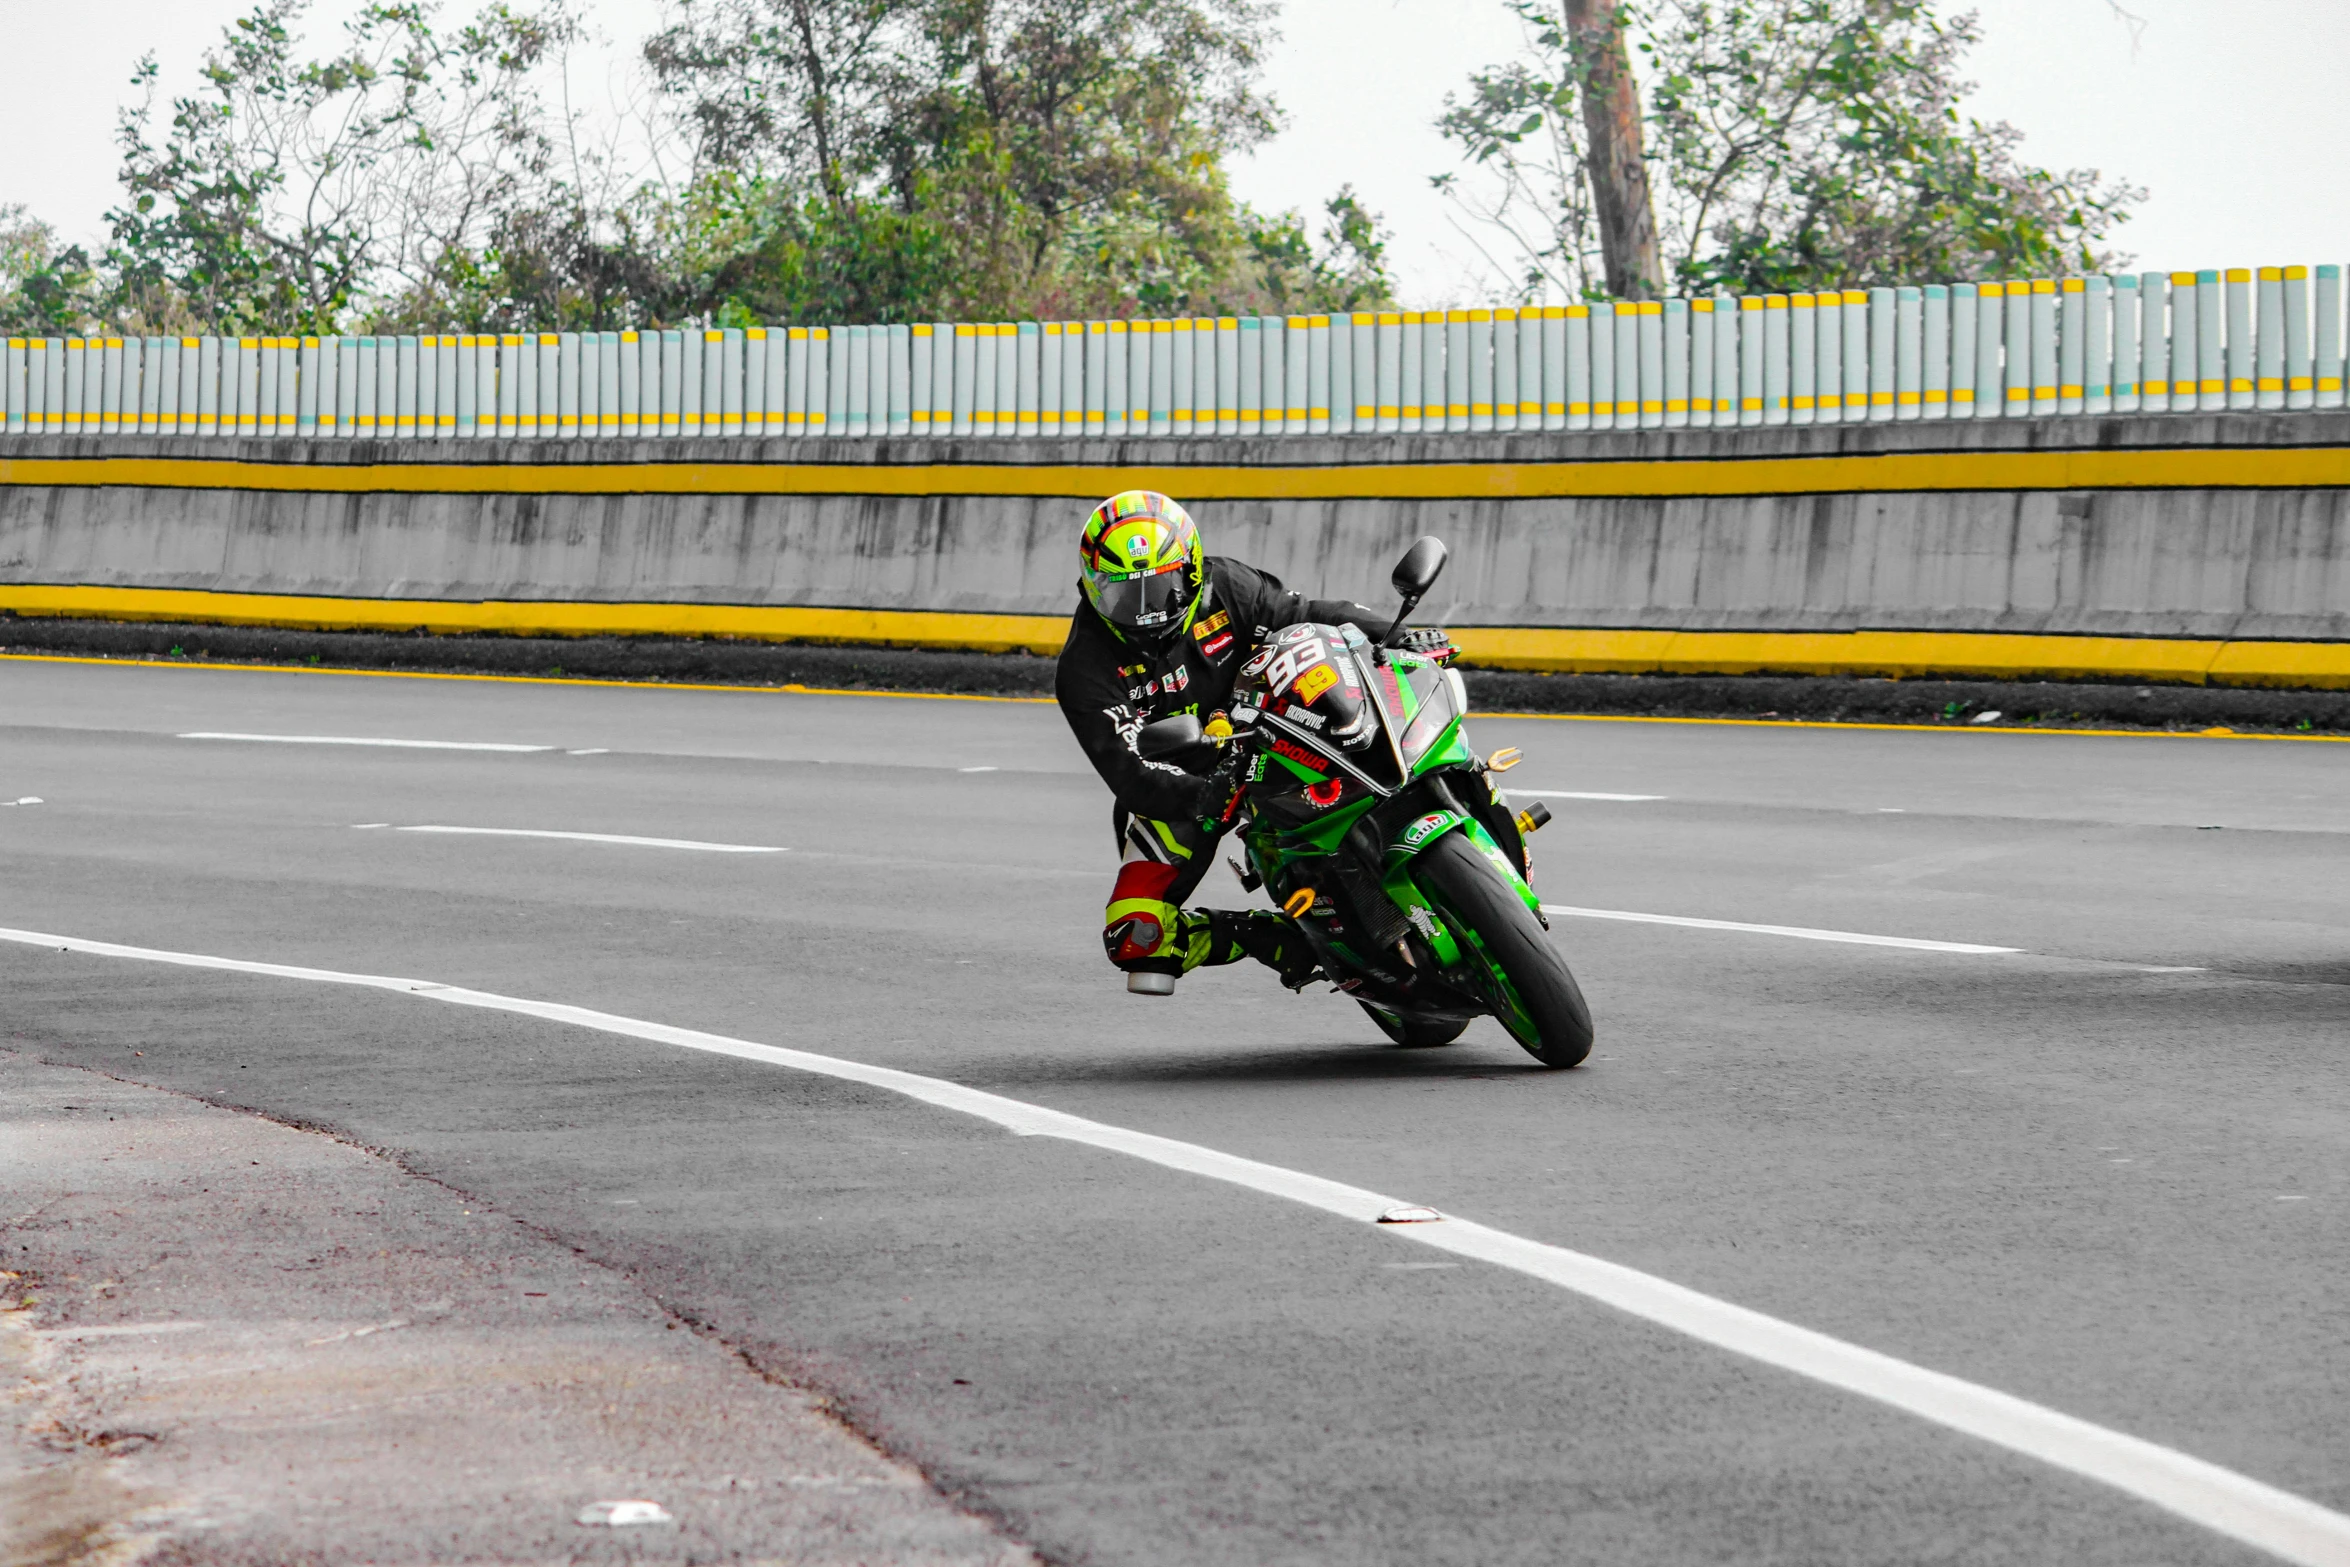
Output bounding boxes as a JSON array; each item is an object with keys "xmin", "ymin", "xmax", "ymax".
[{"xmin": 1417, "ymin": 831, "xmax": 1595, "ymax": 1068}]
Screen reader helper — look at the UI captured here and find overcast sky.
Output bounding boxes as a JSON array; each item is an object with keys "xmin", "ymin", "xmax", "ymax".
[{"xmin": 3, "ymin": 0, "xmax": 2342, "ymax": 305}]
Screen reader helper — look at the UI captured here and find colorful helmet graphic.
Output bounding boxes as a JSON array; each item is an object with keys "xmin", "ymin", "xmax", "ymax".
[{"xmin": 1078, "ymin": 490, "xmax": 1205, "ymax": 644}]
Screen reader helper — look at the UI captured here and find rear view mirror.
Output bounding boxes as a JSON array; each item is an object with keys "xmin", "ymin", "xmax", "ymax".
[
  {"xmin": 1391, "ymin": 536, "xmax": 1449, "ymax": 599},
  {"xmin": 1136, "ymin": 713, "xmax": 1204, "ymax": 760}
]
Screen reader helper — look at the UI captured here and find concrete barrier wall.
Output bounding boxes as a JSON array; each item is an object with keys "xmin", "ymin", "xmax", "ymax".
[{"xmin": 5, "ymin": 413, "xmax": 2350, "ymax": 683}]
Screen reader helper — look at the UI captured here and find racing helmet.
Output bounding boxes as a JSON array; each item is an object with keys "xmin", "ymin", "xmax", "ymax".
[{"xmin": 1078, "ymin": 490, "xmax": 1206, "ymax": 646}]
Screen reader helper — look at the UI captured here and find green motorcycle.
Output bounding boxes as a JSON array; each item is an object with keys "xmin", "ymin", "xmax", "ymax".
[{"xmin": 1136, "ymin": 537, "xmax": 1596, "ymax": 1068}]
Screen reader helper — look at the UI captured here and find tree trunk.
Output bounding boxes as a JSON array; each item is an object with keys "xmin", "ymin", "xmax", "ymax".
[{"xmin": 1562, "ymin": 0, "xmax": 1664, "ymax": 299}]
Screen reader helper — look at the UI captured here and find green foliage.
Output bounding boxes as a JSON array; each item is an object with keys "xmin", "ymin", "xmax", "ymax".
[
  {"xmin": 41, "ymin": 0, "xmax": 1390, "ymax": 335},
  {"xmin": 1439, "ymin": 0, "xmax": 2142, "ymax": 298},
  {"xmin": 0, "ymin": 206, "xmax": 101, "ymax": 336}
]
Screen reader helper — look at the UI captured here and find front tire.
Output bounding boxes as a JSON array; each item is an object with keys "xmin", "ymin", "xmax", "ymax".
[
  {"xmin": 1416, "ymin": 831, "xmax": 1595, "ymax": 1068},
  {"xmin": 1359, "ymin": 1001, "xmax": 1469, "ymax": 1048}
]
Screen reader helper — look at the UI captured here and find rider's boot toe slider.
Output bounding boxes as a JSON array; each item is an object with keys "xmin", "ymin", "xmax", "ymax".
[{"xmin": 1127, "ymin": 971, "xmax": 1178, "ymax": 996}]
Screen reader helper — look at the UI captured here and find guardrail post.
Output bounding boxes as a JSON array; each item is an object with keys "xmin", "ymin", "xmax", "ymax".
[
  {"xmin": 64, "ymin": 336, "xmax": 87, "ymax": 435},
  {"xmin": 740, "ymin": 329, "xmax": 763, "ymax": 437},
  {"xmin": 1164, "ymin": 318, "xmax": 1190, "ymax": 436},
  {"xmin": 1100, "ymin": 320, "xmax": 1126, "ymax": 436},
  {"xmin": 2316, "ymin": 266, "xmax": 2344, "ymax": 408},
  {"xmin": 1210, "ymin": 317, "xmax": 1235, "ymax": 435},
  {"xmin": 2282, "ymin": 267, "xmax": 2312, "ymax": 411},
  {"xmin": 1514, "ymin": 307, "xmax": 1541, "ymax": 432},
  {"xmin": 2194, "ymin": 270, "xmax": 2224, "ymax": 411},
  {"xmin": 1921, "ymin": 286, "xmax": 1949, "ymax": 418},
  {"xmin": 1397, "ymin": 311, "xmax": 1423, "ymax": 432},
  {"xmin": 1420, "ymin": 311, "xmax": 1447, "ymax": 434},
  {"xmin": 1948, "ymin": 285, "xmax": 1977, "ymax": 418},
  {"xmin": 2025, "ymin": 281, "xmax": 2055, "ymax": 415},
  {"xmin": 2256, "ymin": 267, "xmax": 2286, "ymax": 410},
  {"xmin": 2224, "ymin": 268, "xmax": 2254, "ymax": 410},
  {"xmin": 829, "ymin": 323, "xmax": 853, "ymax": 437},
  {"xmin": 160, "ymin": 337, "xmax": 185, "ymax": 433},
  {"xmin": 42, "ymin": 338, "xmax": 63, "ymax": 434},
  {"xmin": 1465, "ymin": 309, "xmax": 1492, "ymax": 431},
  {"xmin": 456, "ymin": 335, "xmax": 479, "ymax": 436},
  {"xmin": 1734, "ymin": 297, "xmax": 1761, "ymax": 426},
  {"xmin": 1662, "ymin": 298, "xmax": 1689, "ymax": 427},
  {"xmin": 1760, "ymin": 295, "xmax": 1788, "ymax": 425},
  {"xmin": 537, "ymin": 332, "xmax": 561, "ymax": 438},
  {"xmin": 1250, "ymin": 315, "xmax": 1277, "ymax": 434},
  {"xmin": 1142, "ymin": 319, "xmax": 1167, "ymax": 434},
  {"xmin": 557, "ymin": 332, "xmax": 582, "ymax": 437},
  {"xmin": 1428, "ymin": 310, "xmax": 1447, "ymax": 432},
  {"xmin": 1556, "ymin": 304, "xmax": 1585, "ymax": 430},
  {"xmin": 2057, "ymin": 280, "xmax": 2084, "ymax": 414},
  {"xmin": 1070, "ymin": 321, "xmax": 1092, "ymax": 435},
  {"xmin": 1636, "ymin": 300, "xmax": 1664, "ymax": 428},
  {"xmin": 1374, "ymin": 311, "xmax": 1401, "ymax": 432},
  {"xmin": 2145, "ymin": 273, "xmax": 2176, "ymax": 413},
  {"xmin": 994, "ymin": 322, "xmax": 1018, "ymax": 437},
  {"xmin": 437, "ymin": 335, "xmax": 460, "ymax": 437},
  {"xmin": 2003, "ymin": 282, "xmax": 2031, "ymax": 417},
  {"xmin": 1492, "ymin": 307, "xmax": 1516, "ymax": 429},
  {"xmin": 839, "ymin": 324, "xmax": 865, "ymax": 436},
  {"xmin": 399, "ymin": 334, "xmax": 423, "ymax": 438},
  {"xmin": 715, "ymin": 328, "xmax": 741, "ymax": 435},
  {"xmin": 1789, "ymin": 293, "xmax": 1816, "ymax": 424},
  {"xmin": 98, "ymin": 336, "xmax": 124, "ymax": 435},
  {"xmin": 234, "ymin": 337, "xmax": 260, "ymax": 436},
  {"xmin": 352, "ymin": 336, "xmax": 377, "ymax": 438},
  {"xmin": 2, "ymin": 338, "xmax": 21, "ymax": 433},
  {"xmin": 1586, "ymin": 303, "xmax": 1613, "ymax": 429},
  {"xmin": 1966, "ymin": 284, "xmax": 1996, "ymax": 419},
  {"xmin": 934, "ymin": 322, "xmax": 958, "ymax": 432},
  {"xmin": 950, "ymin": 323, "xmax": 976, "ymax": 435},
  {"xmin": 2082, "ymin": 277, "xmax": 2109, "ymax": 414},
  {"xmin": 1894, "ymin": 286, "xmax": 1922, "ymax": 419},
  {"xmin": 1038, "ymin": 321, "xmax": 1063, "ymax": 437},
  {"xmin": 1347, "ymin": 311, "xmax": 1374, "ymax": 434},
  {"xmin": 1231, "ymin": 314, "xmax": 1250, "ymax": 434},
  {"xmin": 334, "ymin": 338, "xmax": 358, "ymax": 437},
  {"xmin": 1686, "ymin": 299, "xmax": 1713, "ymax": 427},
  {"xmin": 676, "ymin": 327, "xmax": 702, "ymax": 435},
  {"xmin": 911, "ymin": 324, "xmax": 934, "ymax": 434},
  {"xmin": 1305, "ymin": 314, "xmax": 1331, "ymax": 432},
  {"xmin": 2110, "ymin": 278, "xmax": 2138, "ymax": 411},
  {"xmin": 1329, "ymin": 311, "xmax": 1355, "ymax": 434},
  {"xmin": 1011, "ymin": 320, "xmax": 1036, "ymax": 437},
  {"xmin": 1535, "ymin": 305, "xmax": 1563, "ymax": 430},
  {"xmin": 2161, "ymin": 273, "xmax": 2193, "ymax": 414},
  {"xmin": 1616, "ymin": 302, "xmax": 1643, "ymax": 428},
  {"xmin": 653, "ymin": 329, "xmax": 678, "ymax": 435},
  {"xmin": 784, "ymin": 327, "xmax": 810, "ymax": 436},
  {"xmin": 138, "ymin": 336, "xmax": 162, "ymax": 434}
]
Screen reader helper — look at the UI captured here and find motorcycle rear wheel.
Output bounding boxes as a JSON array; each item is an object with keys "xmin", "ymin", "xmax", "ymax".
[
  {"xmin": 1358, "ymin": 1001, "xmax": 1469, "ymax": 1048},
  {"xmin": 1417, "ymin": 831, "xmax": 1595, "ymax": 1068}
]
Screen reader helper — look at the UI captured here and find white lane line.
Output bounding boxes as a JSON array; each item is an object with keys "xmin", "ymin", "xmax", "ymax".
[
  {"xmin": 1, "ymin": 924, "xmax": 2341, "ymax": 1566},
  {"xmin": 181, "ymin": 732, "xmax": 554, "ymax": 752},
  {"xmin": 389, "ymin": 826, "xmax": 785, "ymax": 854},
  {"xmin": 1540, "ymin": 904, "xmax": 2020, "ymax": 955},
  {"xmin": 1509, "ymin": 789, "xmax": 1667, "ymax": 802}
]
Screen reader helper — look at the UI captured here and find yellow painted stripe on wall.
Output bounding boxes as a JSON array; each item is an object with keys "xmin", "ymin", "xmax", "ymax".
[
  {"xmin": 12, "ymin": 446, "xmax": 2350, "ymax": 500},
  {"xmin": 0, "ymin": 585, "xmax": 1070, "ymax": 656},
  {"xmin": 7, "ymin": 584, "xmax": 2349, "ymax": 688}
]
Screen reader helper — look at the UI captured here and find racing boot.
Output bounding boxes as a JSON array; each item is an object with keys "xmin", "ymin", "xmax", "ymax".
[{"xmin": 1198, "ymin": 909, "xmax": 1324, "ymax": 991}]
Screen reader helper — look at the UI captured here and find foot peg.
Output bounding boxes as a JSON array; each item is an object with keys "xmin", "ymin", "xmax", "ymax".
[{"xmin": 1127, "ymin": 971, "xmax": 1177, "ymax": 996}]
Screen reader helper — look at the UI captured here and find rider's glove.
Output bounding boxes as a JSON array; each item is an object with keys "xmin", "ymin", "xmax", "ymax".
[{"xmin": 1395, "ymin": 626, "xmax": 1457, "ymax": 664}]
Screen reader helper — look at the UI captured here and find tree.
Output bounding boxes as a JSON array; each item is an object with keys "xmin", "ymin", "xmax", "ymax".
[
  {"xmin": 105, "ymin": 0, "xmax": 580, "ymax": 334},
  {"xmin": 1563, "ymin": 0, "xmax": 1662, "ymax": 299},
  {"xmin": 0, "ymin": 206, "xmax": 101, "ymax": 336},
  {"xmin": 1438, "ymin": 0, "xmax": 2142, "ymax": 300}
]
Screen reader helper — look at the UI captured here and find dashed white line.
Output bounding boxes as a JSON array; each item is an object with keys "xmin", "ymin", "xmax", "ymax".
[
  {"xmin": 181, "ymin": 732, "xmax": 553, "ymax": 752},
  {"xmin": 1509, "ymin": 789, "xmax": 1667, "ymax": 802},
  {"xmin": 3, "ymin": 923, "xmax": 2342, "ymax": 1566},
  {"xmin": 1540, "ymin": 904, "xmax": 2020, "ymax": 954},
  {"xmin": 387, "ymin": 826, "xmax": 785, "ymax": 854}
]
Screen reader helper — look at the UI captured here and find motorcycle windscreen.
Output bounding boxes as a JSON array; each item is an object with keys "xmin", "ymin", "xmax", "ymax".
[{"xmin": 1396, "ymin": 662, "xmax": 1464, "ymax": 765}]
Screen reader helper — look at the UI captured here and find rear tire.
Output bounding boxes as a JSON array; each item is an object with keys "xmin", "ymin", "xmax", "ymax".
[
  {"xmin": 1358, "ymin": 1001, "xmax": 1469, "ymax": 1048},
  {"xmin": 1416, "ymin": 830, "xmax": 1595, "ymax": 1068}
]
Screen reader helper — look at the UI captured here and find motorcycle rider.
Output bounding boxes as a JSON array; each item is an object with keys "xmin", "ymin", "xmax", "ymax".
[{"xmin": 1056, "ymin": 489, "xmax": 1453, "ymax": 995}]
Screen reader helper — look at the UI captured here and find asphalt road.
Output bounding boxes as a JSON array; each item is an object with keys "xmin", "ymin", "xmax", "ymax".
[{"xmin": 5, "ymin": 652, "xmax": 2348, "ymax": 1567}]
